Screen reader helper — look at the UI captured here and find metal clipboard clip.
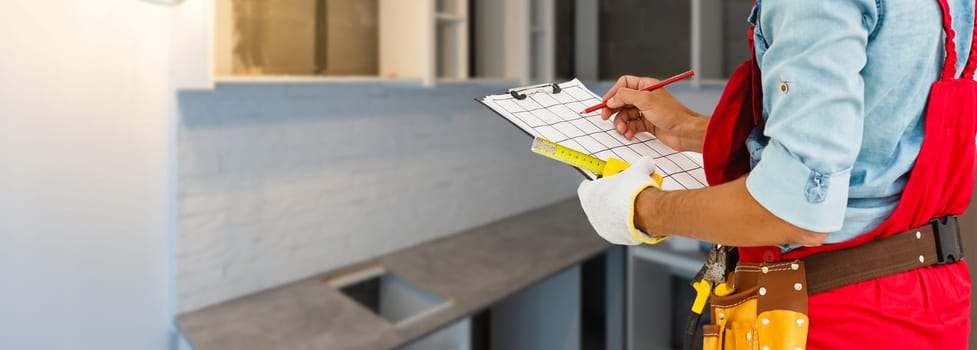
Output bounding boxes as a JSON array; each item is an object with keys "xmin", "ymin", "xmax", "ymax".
[{"xmin": 506, "ymin": 82, "xmax": 562, "ymax": 100}]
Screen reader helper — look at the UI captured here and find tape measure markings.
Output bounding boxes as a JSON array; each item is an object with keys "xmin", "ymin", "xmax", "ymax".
[
  {"xmin": 531, "ymin": 137, "xmax": 664, "ymax": 187},
  {"xmin": 531, "ymin": 137, "xmax": 606, "ymax": 175}
]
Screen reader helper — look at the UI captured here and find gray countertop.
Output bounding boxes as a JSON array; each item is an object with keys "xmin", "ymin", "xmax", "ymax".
[{"xmin": 177, "ymin": 199, "xmax": 610, "ymax": 350}]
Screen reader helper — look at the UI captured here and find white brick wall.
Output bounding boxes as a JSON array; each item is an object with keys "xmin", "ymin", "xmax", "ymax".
[
  {"xmin": 176, "ymin": 81, "xmax": 586, "ymax": 312},
  {"xmin": 175, "ymin": 80, "xmax": 723, "ymax": 312}
]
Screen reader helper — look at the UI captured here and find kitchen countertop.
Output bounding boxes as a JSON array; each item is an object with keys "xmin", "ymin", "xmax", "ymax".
[{"xmin": 176, "ymin": 199, "xmax": 611, "ymax": 350}]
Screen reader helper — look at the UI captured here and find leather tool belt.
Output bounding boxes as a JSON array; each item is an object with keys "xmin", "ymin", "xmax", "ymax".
[
  {"xmin": 803, "ymin": 215, "xmax": 965, "ymax": 295},
  {"xmin": 698, "ymin": 216, "xmax": 965, "ymax": 350}
]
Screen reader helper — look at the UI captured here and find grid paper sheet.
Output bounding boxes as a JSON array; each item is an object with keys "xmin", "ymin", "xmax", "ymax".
[{"xmin": 479, "ymin": 79, "xmax": 707, "ymax": 190}]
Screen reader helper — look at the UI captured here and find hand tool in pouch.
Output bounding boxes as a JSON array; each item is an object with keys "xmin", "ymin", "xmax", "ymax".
[{"xmin": 685, "ymin": 244, "xmax": 738, "ymax": 350}]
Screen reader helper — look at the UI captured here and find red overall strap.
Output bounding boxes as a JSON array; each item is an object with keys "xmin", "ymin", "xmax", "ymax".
[
  {"xmin": 938, "ymin": 0, "xmax": 959, "ymax": 80},
  {"xmin": 738, "ymin": 0, "xmax": 977, "ymax": 262}
]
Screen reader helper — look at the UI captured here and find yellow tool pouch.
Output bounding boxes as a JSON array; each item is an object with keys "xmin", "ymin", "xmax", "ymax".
[{"xmin": 701, "ymin": 261, "xmax": 810, "ymax": 350}]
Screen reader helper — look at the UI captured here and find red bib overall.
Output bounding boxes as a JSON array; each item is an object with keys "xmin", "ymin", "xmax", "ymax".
[{"xmin": 701, "ymin": 0, "xmax": 977, "ymax": 348}]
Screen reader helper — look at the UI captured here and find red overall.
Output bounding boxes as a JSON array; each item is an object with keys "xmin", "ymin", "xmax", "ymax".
[{"xmin": 702, "ymin": 0, "xmax": 977, "ymax": 348}]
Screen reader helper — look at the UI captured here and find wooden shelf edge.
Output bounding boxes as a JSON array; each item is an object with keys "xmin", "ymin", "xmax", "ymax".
[{"xmin": 435, "ymin": 12, "xmax": 466, "ymax": 23}]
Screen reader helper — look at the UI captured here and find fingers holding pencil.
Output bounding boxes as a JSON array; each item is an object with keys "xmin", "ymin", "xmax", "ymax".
[
  {"xmin": 599, "ymin": 75, "xmax": 661, "ymax": 120},
  {"xmin": 596, "ymin": 76, "xmax": 702, "ymax": 147},
  {"xmin": 583, "ymin": 70, "xmax": 695, "ymax": 117},
  {"xmin": 605, "ymin": 88, "xmax": 657, "ymax": 140}
]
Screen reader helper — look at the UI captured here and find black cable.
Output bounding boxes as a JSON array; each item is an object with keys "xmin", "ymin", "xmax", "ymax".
[{"xmin": 683, "ymin": 311, "xmax": 703, "ymax": 350}]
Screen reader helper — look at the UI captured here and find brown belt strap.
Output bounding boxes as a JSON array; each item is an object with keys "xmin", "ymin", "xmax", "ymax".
[{"xmin": 801, "ymin": 216, "xmax": 964, "ymax": 295}]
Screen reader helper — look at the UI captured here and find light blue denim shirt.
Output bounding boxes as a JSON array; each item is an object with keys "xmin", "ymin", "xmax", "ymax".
[{"xmin": 744, "ymin": 0, "xmax": 975, "ymax": 247}]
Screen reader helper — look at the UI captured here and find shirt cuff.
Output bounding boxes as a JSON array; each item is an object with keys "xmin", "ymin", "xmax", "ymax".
[{"xmin": 746, "ymin": 141, "xmax": 851, "ymax": 233}]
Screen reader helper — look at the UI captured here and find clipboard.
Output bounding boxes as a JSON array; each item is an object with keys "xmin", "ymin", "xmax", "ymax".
[{"xmin": 477, "ymin": 79, "xmax": 707, "ymax": 190}]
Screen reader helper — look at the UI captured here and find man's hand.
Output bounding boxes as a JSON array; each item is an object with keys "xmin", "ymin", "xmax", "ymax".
[
  {"xmin": 601, "ymin": 75, "xmax": 708, "ymax": 153},
  {"xmin": 577, "ymin": 157, "xmax": 664, "ymax": 245}
]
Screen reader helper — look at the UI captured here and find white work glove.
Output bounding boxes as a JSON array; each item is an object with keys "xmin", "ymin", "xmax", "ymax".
[{"xmin": 577, "ymin": 157, "xmax": 661, "ymax": 245}]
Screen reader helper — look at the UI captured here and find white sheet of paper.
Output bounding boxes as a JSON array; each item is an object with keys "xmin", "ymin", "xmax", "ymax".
[{"xmin": 479, "ymin": 78, "xmax": 707, "ymax": 189}]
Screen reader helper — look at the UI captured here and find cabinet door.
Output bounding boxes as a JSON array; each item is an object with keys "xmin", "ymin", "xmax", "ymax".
[
  {"xmin": 231, "ymin": 0, "xmax": 318, "ymax": 75},
  {"xmin": 379, "ymin": 0, "xmax": 436, "ymax": 84}
]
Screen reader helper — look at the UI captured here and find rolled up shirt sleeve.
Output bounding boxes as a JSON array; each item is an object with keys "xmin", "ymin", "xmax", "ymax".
[{"xmin": 745, "ymin": 0, "xmax": 878, "ymax": 233}]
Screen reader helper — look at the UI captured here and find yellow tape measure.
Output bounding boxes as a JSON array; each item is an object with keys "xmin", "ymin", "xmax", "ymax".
[
  {"xmin": 531, "ymin": 136, "xmax": 668, "ymax": 245},
  {"xmin": 530, "ymin": 137, "xmax": 663, "ymax": 184}
]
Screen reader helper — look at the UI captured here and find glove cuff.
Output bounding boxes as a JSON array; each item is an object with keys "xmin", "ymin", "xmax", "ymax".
[{"xmin": 626, "ymin": 183, "xmax": 668, "ymax": 245}]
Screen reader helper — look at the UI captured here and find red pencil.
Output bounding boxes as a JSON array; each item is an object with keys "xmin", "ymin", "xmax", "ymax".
[{"xmin": 580, "ymin": 70, "xmax": 695, "ymax": 114}]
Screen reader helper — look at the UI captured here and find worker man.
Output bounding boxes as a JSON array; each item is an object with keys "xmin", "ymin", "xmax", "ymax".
[{"xmin": 577, "ymin": 0, "xmax": 976, "ymax": 349}]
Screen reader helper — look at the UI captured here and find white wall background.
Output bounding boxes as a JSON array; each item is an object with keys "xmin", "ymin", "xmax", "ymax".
[
  {"xmin": 0, "ymin": 1, "xmax": 175, "ymax": 349},
  {"xmin": 0, "ymin": 0, "xmax": 733, "ymax": 347}
]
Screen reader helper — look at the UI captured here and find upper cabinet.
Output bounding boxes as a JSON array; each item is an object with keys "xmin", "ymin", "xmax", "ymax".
[
  {"xmin": 471, "ymin": 0, "xmax": 554, "ymax": 84},
  {"xmin": 170, "ymin": 0, "xmax": 748, "ymax": 90},
  {"xmin": 434, "ymin": 0, "xmax": 469, "ymax": 81},
  {"xmin": 172, "ymin": 0, "xmax": 555, "ymax": 89},
  {"xmin": 218, "ymin": 0, "xmax": 380, "ymax": 78}
]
